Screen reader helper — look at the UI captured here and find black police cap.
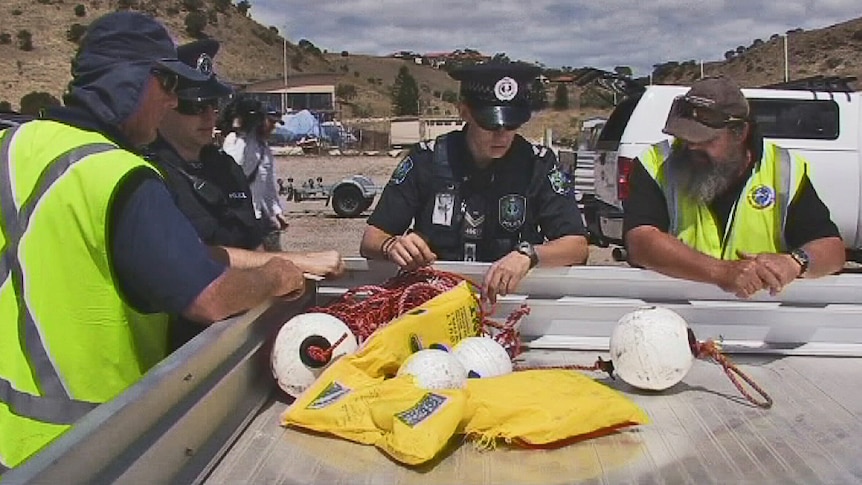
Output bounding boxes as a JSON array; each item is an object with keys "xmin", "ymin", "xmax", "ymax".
[
  {"xmin": 175, "ymin": 39, "xmax": 233, "ymax": 101},
  {"xmin": 448, "ymin": 62, "xmax": 541, "ymax": 129}
]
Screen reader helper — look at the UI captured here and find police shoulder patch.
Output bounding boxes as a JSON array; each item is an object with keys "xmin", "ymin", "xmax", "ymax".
[
  {"xmin": 389, "ymin": 156, "xmax": 414, "ymax": 185},
  {"xmin": 548, "ymin": 165, "xmax": 574, "ymax": 197}
]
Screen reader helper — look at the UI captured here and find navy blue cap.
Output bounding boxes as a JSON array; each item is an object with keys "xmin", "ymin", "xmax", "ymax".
[
  {"xmin": 449, "ymin": 62, "xmax": 541, "ymax": 129},
  {"xmin": 75, "ymin": 11, "xmax": 208, "ymax": 83},
  {"xmin": 175, "ymin": 39, "xmax": 233, "ymax": 101},
  {"xmin": 66, "ymin": 12, "xmax": 209, "ymax": 126}
]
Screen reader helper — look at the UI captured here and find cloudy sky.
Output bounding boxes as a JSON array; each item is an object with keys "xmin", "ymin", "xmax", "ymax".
[{"xmin": 249, "ymin": 0, "xmax": 859, "ymax": 75}]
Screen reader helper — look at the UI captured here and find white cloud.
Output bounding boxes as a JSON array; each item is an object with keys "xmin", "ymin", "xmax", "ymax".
[{"xmin": 250, "ymin": 0, "xmax": 859, "ymax": 75}]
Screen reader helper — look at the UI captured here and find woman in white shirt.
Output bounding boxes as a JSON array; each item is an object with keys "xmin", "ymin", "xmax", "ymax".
[{"xmin": 221, "ymin": 98, "xmax": 288, "ymax": 235}]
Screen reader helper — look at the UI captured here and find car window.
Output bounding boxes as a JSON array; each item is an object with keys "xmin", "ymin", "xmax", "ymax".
[
  {"xmin": 749, "ymin": 99, "xmax": 839, "ymax": 140},
  {"xmin": 596, "ymin": 95, "xmax": 641, "ymax": 148}
]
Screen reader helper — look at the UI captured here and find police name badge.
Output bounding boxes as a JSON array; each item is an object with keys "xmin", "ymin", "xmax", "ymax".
[
  {"xmin": 433, "ymin": 192, "xmax": 455, "ymax": 226},
  {"xmin": 389, "ymin": 156, "xmax": 413, "ymax": 185},
  {"xmin": 498, "ymin": 194, "xmax": 526, "ymax": 231},
  {"xmin": 747, "ymin": 184, "xmax": 775, "ymax": 210}
]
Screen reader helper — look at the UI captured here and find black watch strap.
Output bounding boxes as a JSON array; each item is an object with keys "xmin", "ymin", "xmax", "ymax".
[{"xmin": 789, "ymin": 248, "xmax": 810, "ymax": 276}]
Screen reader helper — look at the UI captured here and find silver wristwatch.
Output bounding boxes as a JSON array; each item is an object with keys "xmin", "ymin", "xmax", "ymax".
[{"xmin": 516, "ymin": 241, "xmax": 539, "ymax": 268}]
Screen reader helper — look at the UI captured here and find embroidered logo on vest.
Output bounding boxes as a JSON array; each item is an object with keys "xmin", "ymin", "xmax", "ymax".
[{"xmin": 747, "ymin": 184, "xmax": 775, "ymax": 210}]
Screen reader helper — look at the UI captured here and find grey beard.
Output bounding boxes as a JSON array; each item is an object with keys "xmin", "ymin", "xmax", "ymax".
[{"xmin": 669, "ymin": 148, "xmax": 746, "ymax": 203}]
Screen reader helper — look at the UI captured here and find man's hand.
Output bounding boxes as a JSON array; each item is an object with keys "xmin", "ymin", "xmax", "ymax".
[
  {"xmin": 265, "ymin": 258, "xmax": 306, "ymax": 301},
  {"xmin": 292, "ymin": 250, "xmax": 345, "ymax": 278},
  {"xmin": 715, "ymin": 258, "xmax": 770, "ymax": 299},
  {"xmin": 482, "ymin": 251, "xmax": 532, "ymax": 304},
  {"xmin": 385, "ymin": 233, "xmax": 437, "ymax": 271},
  {"xmin": 738, "ymin": 251, "xmax": 802, "ymax": 296}
]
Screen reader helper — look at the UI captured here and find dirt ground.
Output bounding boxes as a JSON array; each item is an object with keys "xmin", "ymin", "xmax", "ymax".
[{"xmin": 273, "ymin": 154, "xmax": 625, "ymax": 266}]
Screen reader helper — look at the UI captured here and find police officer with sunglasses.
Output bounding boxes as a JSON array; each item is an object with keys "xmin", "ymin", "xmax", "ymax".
[
  {"xmin": 360, "ymin": 62, "xmax": 589, "ymax": 303},
  {"xmin": 148, "ymin": 40, "xmax": 344, "ymax": 350},
  {"xmin": 624, "ymin": 76, "xmax": 845, "ymax": 299}
]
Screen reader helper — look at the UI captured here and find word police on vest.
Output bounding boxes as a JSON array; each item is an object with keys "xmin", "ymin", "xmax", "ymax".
[
  {"xmin": 397, "ymin": 349, "xmax": 468, "ymax": 390},
  {"xmin": 609, "ymin": 306, "xmax": 694, "ymax": 391},
  {"xmin": 271, "ymin": 313, "xmax": 358, "ymax": 397},
  {"xmin": 452, "ymin": 336, "xmax": 513, "ymax": 378}
]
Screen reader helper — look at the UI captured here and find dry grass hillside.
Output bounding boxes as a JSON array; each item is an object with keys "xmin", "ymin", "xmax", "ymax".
[
  {"xmin": 0, "ymin": 0, "xmax": 329, "ymax": 109},
  {"xmin": 2, "ymin": 1, "xmax": 861, "ymax": 145},
  {"xmin": 654, "ymin": 16, "xmax": 862, "ymax": 88}
]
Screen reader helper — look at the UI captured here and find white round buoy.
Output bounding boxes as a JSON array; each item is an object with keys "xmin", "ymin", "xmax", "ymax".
[
  {"xmin": 452, "ymin": 336, "xmax": 513, "ymax": 378},
  {"xmin": 609, "ymin": 306, "xmax": 694, "ymax": 391},
  {"xmin": 397, "ymin": 349, "xmax": 467, "ymax": 390},
  {"xmin": 271, "ymin": 312, "xmax": 358, "ymax": 397}
]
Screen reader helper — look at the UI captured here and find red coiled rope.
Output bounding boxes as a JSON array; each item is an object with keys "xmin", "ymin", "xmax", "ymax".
[{"xmin": 305, "ymin": 267, "xmax": 529, "ymax": 354}]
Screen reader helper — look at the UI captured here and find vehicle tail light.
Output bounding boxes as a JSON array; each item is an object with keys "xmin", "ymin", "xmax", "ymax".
[{"xmin": 617, "ymin": 156, "xmax": 634, "ymax": 201}]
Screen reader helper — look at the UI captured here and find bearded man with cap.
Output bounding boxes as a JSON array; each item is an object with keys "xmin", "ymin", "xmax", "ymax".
[
  {"xmin": 0, "ymin": 12, "xmax": 306, "ymax": 471},
  {"xmin": 148, "ymin": 40, "xmax": 344, "ymax": 351},
  {"xmin": 624, "ymin": 75, "xmax": 844, "ymax": 299},
  {"xmin": 360, "ymin": 62, "xmax": 589, "ymax": 303}
]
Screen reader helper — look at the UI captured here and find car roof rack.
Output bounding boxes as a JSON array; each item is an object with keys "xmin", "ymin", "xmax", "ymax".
[{"xmin": 758, "ymin": 75, "xmax": 857, "ymax": 92}]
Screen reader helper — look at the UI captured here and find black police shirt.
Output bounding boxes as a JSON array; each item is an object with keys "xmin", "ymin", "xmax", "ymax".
[
  {"xmin": 147, "ymin": 136, "xmax": 264, "ymax": 250},
  {"xmin": 623, "ymin": 131, "xmax": 840, "ymax": 250},
  {"xmin": 368, "ymin": 127, "xmax": 586, "ymax": 262}
]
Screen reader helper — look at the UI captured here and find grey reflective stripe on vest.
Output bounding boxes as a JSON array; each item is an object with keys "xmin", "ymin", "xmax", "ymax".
[
  {"xmin": 0, "ymin": 458, "xmax": 9, "ymax": 475},
  {"xmin": 0, "ymin": 126, "xmax": 114, "ymax": 424},
  {"xmin": 775, "ymin": 146, "xmax": 794, "ymax": 251},
  {"xmin": 652, "ymin": 141, "xmax": 681, "ymax": 234}
]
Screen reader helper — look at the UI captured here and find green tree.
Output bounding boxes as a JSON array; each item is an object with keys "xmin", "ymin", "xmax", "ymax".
[
  {"xmin": 391, "ymin": 65, "xmax": 420, "ymax": 116},
  {"xmin": 552, "ymin": 83, "xmax": 569, "ymax": 110},
  {"xmin": 20, "ymin": 91, "xmax": 60, "ymax": 116},
  {"xmin": 17, "ymin": 30, "xmax": 33, "ymax": 51},
  {"xmin": 74, "ymin": 4, "xmax": 86, "ymax": 16},
  {"xmin": 184, "ymin": 12, "xmax": 207, "ymax": 37},
  {"xmin": 531, "ymin": 78, "xmax": 547, "ymax": 110},
  {"xmin": 613, "ymin": 66, "xmax": 632, "ymax": 77},
  {"xmin": 441, "ymin": 89, "xmax": 458, "ymax": 104},
  {"xmin": 67, "ymin": 23, "xmax": 88, "ymax": 43},
  {"xmin": 236, "ymin": 0, "xmax": 251, "ymax": 16},
  {"xmin": 0, "ymin": 101, "xmax": 12, "ymax": 112}
]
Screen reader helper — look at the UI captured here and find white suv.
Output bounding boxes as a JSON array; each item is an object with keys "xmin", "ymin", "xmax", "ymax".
[{"xmin": 591, "ymin": 77, "xmax": 861, "ymax": 260}]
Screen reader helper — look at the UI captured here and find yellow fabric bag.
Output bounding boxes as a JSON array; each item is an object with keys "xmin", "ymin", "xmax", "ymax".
[
  {"xmin": 348, "ymin": 281, "xmax": 482, "ymax": 378},
  {"xmin": 464, "ymin": 369, "xmax": 649, "ymax": 447},
  {"xmin": 282, "ymin": 283, "xmax": 479, "ymax": 463},
  {"xmin": 282, "ymin": 282, "xmax": 649, "ymax": 465}
]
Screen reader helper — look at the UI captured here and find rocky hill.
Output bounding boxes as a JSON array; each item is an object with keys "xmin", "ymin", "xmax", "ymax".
[{"xmin": 1, "ymin": 1, "xmax": 861, "ymax": 142}]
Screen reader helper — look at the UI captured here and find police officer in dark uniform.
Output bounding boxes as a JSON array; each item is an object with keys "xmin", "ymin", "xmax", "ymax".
[
  {"xmin": 148, "ymin": 40, "xmax": 344, "ymax": 350},
  {"xmin": 360, "ymin": 62, "xmax": 589, "ymax": 302},
  {"xmin": 147, "ymin": 39, "xmax": 263, "ymax": 251}
]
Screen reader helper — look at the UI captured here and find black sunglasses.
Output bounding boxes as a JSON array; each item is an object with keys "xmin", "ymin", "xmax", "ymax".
[
  {"xmin": 150, "ymin": 69, "xmax": 179, "ymax": 94},
  {"xmin": 176, "ymin": 98, "xmax": 219, "ymax": 116},
  {"xmin": 670, "ymin": 95, "xmax": 746, "ymax": 129}
]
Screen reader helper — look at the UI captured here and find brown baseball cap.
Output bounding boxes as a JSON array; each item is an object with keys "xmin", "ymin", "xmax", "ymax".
[{"xmin": 663, "ymin": 76, "xmax": 749, "ymax": 143}]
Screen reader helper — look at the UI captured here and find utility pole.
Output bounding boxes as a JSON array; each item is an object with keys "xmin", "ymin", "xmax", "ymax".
[
  {"xmin": 783, "ymin": 33, "xmax": 790, "ymax": 82},
  {"xmin": 700, "ymin": 60, "xmax": 704, "ymax": 79},
  {"xmin": 282, "ymin": 25, "xmax": 288, "ymax": 113}
]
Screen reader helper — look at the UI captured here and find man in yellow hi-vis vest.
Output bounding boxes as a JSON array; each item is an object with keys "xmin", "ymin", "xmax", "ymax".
[
  {"xmin": 0, "ymin": 12, "xmax": 306, "ymax": 473},
  {"xmin": 624, "ymin": 76, "xmax": 845, "ymax": 299}
]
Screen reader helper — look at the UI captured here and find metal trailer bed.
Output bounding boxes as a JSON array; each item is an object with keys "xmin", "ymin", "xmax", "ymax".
[{"xmin": 6, "ymin": 261, "xmax": 862, "ymax": 485}]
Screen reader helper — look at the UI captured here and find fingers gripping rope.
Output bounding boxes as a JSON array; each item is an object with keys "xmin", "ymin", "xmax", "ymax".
[{"xmin": 305, "ymin": 267, "xmax": 528, "ymax": 350}]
